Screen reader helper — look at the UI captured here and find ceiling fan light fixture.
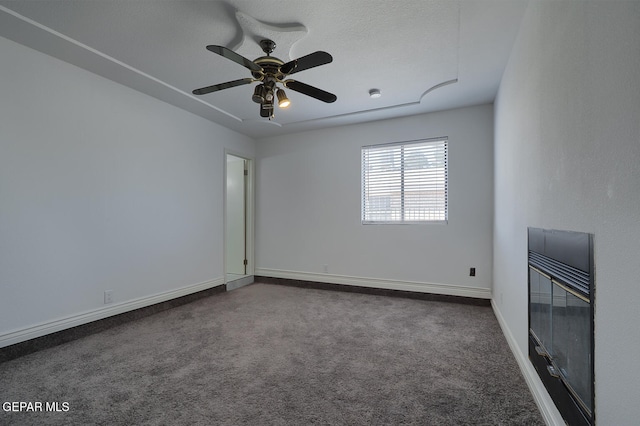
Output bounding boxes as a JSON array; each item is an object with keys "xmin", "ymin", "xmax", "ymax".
[
  {"xmin": 277, "ymin": 88, "xmax": 291, "ymax": 108},
  {"xmin": 252, "ymin": 84, "xmax": 266, "ymax": 103},
  {"xmin": 369, "ymin": 88, "xmax": 382, "ymax": 99}
]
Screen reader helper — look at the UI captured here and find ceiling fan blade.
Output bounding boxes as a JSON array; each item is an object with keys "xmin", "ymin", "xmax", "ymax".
[
  {"xmin": 284, "ymin": 80, "xmax": 337, "ymax": 103},
  {"xmin": 192, "ymin": 78, "xmax": 253, "ymax": 95},
  {"xmin": 206, "ymin": 45, "xmax": 263, "ymax": 73},
  {"xmin": 280, "ymin": 51, "xmax": 333, "ymax": 75}
]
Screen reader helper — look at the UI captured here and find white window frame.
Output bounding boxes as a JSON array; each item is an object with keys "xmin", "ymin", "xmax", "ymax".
[{"xmin": 361, "ymin": 137, "xmax": 448, "ymax": 225}]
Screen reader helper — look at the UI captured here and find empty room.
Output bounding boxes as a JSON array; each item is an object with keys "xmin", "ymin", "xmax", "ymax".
[{"xmin": 1, "ymin": 1, "xmax": 639, "ymax": 425}]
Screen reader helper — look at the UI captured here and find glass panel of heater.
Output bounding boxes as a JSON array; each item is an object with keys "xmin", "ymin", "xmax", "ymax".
[
  {"xmin": 530, "ymin": 269, "xmax": 553, "ymax": 350},
  {"xmin": 551, "ymin": 283, "xmax": 592, "ymax": 413}
]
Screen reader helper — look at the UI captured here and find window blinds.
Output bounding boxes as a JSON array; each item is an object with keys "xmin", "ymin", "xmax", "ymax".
[{"xmin": 361, "ymin": 138, "xmax": 447, "ymax": 223}]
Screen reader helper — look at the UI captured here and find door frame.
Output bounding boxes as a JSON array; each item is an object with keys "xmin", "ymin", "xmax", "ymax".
[{"xmin": 223, "ymin": 150, "xmax": 254, "ymax": 284}]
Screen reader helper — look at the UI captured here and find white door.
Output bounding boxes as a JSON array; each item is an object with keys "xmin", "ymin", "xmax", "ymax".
[{"xmin": 226, "ymin": 154, "xmax": 246, "ymax": 276}]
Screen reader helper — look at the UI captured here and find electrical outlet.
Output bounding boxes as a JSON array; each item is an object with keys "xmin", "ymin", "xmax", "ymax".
[
  {"xmin": 323, "ymin": 264, "xmax": 328, "ymax": 273},
  {"xmin": 470, "ymin": 267, "xmax": 476, "ymax": 277},
  {"xmin": 104, "ymin": 290, "xmax": 114, "ymax": 304}
]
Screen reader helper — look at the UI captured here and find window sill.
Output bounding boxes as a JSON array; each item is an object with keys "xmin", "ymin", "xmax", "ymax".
[{"xmin": 361, "ymin": 220, "xmax": 448, "ymax": 225}]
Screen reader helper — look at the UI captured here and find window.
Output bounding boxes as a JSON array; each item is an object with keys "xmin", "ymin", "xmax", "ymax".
[{"xmin": 361, "ymin": 138, "xmax": 447, "ymax": 224}]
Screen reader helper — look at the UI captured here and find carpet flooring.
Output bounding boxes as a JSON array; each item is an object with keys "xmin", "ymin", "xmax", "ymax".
[{"xmin": 0, "ymin": 283, "xmax": 544, "ymax": 425}]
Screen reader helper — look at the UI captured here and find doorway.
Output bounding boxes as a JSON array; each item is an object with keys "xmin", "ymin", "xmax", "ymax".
[{"xmin": 225, "ymin": 153, "xmax": 253, "ymax": 290}]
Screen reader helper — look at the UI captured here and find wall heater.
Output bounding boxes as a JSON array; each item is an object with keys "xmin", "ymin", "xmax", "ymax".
[{"xmin": 528, "ymin": 228, "xmax": 595, "ymax": 426}]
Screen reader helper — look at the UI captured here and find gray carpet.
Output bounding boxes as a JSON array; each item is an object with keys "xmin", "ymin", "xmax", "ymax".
[{"xmin": 0, "ymin": 283, "xmax": 543, "ymax": 425}]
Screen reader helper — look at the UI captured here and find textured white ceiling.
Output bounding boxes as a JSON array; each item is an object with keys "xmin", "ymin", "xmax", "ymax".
[{"xmin": 0, "ymin": 0, "xmax": 529, "ymax": 138}]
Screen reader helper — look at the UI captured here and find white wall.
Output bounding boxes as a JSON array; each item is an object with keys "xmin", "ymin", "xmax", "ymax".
[
  {"xmin": 493, "ymin": 1, "xmax": 640, "ymax": 424},
  {"xmin": 256, "ymin": 105, "xmax": 494, "ymax": 298},
  {"xmin": 0, "ymin": 36, "xmax": 255, "ymax": 345}
]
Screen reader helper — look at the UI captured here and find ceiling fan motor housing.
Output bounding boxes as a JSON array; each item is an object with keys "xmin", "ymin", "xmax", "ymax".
[{"xmin": 252, "ymin": 57, "xmax": 284, "ymax": 80}]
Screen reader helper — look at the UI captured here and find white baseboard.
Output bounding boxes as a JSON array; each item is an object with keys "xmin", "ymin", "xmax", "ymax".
[
  {"xmin": 255, "ymin": 268, "xmax": 491, "ymax": 299},
  {"xmin": 491, "ymin": 300, "xmax": 565, "ymax": 426},
  {"xmin": 226, "ymin": 275, "xmax": 254, "ymax": 291},
  {"xmin": 0, "ymin": 278, "xmax": 225, "ymax": 349}
]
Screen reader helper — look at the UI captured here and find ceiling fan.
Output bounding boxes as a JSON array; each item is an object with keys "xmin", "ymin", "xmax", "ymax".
[{"xmin": 192, "ymin": 39, "xmax": 337, "ymax": 119}]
